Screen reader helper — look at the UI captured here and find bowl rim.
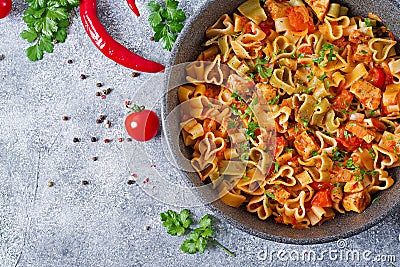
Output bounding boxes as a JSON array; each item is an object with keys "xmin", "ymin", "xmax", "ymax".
[{"xmin": 162, "ymin": 0, "xmax": 400, "ymax": 245}]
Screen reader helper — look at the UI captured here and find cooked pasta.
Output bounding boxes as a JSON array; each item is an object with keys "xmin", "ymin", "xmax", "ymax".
[{"xmin": 178, "ymin": 0, "xmax": 399, "ymax": 228}]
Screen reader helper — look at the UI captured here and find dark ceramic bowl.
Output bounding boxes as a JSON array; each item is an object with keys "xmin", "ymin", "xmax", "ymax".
[{"xmin": 162, "ymin": 0, "xmax": 400, "ymax": 244}]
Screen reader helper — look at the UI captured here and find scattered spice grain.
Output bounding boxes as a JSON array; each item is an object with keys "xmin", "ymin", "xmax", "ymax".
[
  {"xmin": 80, "ymin": 74, "xmax": 87, "ymax": 79},
  {"xmin": 82, "ymin": 180, "xmax": 89, "ymax": 185},
  {"xmin": 47, "ymin": 181, "xmax": 54, "ymax": 187}
]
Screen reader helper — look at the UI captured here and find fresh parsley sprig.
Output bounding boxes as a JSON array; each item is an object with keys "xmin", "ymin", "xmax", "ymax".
[
  {"xmin": 147, "ymin": 0, "xmax": 186, "ymax": 51},
  {"xmin": 160, "ymin": 209, "xmax": 235, "ymax": 257},
  {"xmin": 20, "ymin": 0, "xmax": 79, "ymax": 61}
]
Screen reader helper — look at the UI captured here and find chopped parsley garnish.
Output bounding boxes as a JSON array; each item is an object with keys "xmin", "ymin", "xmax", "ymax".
[
  {"xmin": 285, "ymin": 147, "xmax": 294, "ymax": 153},
  {"xmin": 311, "ymin": 150, "xmax": 319, "ymax": 157},
  {"xmin": 268, "ymin": 95, "xmax": 280, "ymax": 105},
  {"xmin": 246, "ymin": 121, "xmax": 260, "ymax": 140},
  {"xmin": 227, "ymin": 120, "xmax": 236, "ymax": 129},
  {"xmin": 307, "ymin": 72, "xmax": 314, "ymax": 81},
  {"xmin": 364, "ymin": 18, "xmax": 372, "ymax": 27},
  {"xmin": 319, "ymin": 74, "xmax": 327, "ymax": 81},
  {"xmin": 298, "ymin": 53, "xmax": 305, "ymax": 58},
  {"xmin": 325, "ymin": 80, "xmax": 331, "ymax": 88},
  {"xmin": 301, "ymin": 118, "xmax": 309, "ymax": 128},
  {"xmin": 230, "ymin": 104, "xmax": 242, "ymax": 116},
  {"xmin": 343, "ymin": 130, "xmax": 353, "ymax": 140},
  {"xmin": 302, "ymin": 86, "xmax": 314, "ymax": 94},
  {"xmin": 242, "ymin": 175, "xmax": 250, "ymax": 180},
  {"xmin": 313, "ymin": 43, "xmax": 335, "ymax": 65},
  {"xmin": 274, "ymin": 161, "xmax": 279, "ymax": 173},
  {"xmin": 331, "ymin": 147, "xmax": 347, "ymax": 162},
  {"xmin": 231, "ymin": 31, "xmax": 243, "ymax": 39},
  {"xmin": 345, "ymin": 158, "xmax": 358, "ymax": 170},
  {"xmin": 254, "ymin": 56, "xmax": 273, "ymax": 79},
  {"xmin": 298, "ymin": 63, "xmax": 311, "ymax": 68},
  {"xmin": 369, "ymin": 148, "xmax": 376, "ymax": 158},
  {"xmin": 361, "ymin": 50, "xmax": 368, "ymax": 54},
  {"xmin": 371, "ymin": 195, "xmax": 381, "ymax": 204},
  {"xmin": 265, "ymin": 191, "xmax": 275, "ymax": 199}
]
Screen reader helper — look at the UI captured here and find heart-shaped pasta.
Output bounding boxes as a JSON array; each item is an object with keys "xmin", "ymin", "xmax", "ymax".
[
  {"xmin": 246, "ymin": 194, "xmax": 273, "ymax": 220},
  {"xmin": 191, "ymin": 156, "xmax": 219, "ymax": 182},
  {"xmin": 206, "ymin": 14, "xmax": 235, "ymax": 38},
  {"xmin": 368, "ymin": 38, "xmax": 397, "ymax": 63},
  {"xmin": 271, "ymin": 36, "xmax": 296, "ymax": 62},
  {"xmin": 320, "ymin": 16, "xmax": 351, "ymax": 41},
  {"xmin": 284, "ymin": 191, "xmax": 307, "ymax": 220},
  {"xmin": 267, "ymin": 165, "xmax": 297, "ymax": 186},
  {"xmin": 270, "ymin": 66, "xmax": 296, "ymax": 95}
]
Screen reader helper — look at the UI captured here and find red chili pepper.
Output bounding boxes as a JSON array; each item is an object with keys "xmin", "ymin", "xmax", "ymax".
[
  {"xmin": 80, "ymin": 0, "xmax": 165, "ymax": 73},
  {"xmin": 126, "ymin": 0, "xmax": 140, "ymax": 16}
]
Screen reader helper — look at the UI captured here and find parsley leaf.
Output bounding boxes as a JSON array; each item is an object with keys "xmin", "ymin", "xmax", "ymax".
[
  {"xmin": 147, "ymin": 0, "xmax": 186, "ymax": 51},
  {"xmin": 161, "ymin": 210, "xmax": 235, "ymax": 256},
  {"xmin": 21, "ymin": 0, "xmax": 79, "ymax": 61},
  {"xmin": 265, "ymin": 191, "xmax": 275, "ymax": 199},
  {"xmin": 246, "ymin": 121, "xmax": 260, "ymax": 140},
  {"xmin": 160, "ymin": 209, "xmax": 193, "ymax": 236},
  {"xmin": 267, "ymin": 95, "xmax": 280, "ymax": 105}
]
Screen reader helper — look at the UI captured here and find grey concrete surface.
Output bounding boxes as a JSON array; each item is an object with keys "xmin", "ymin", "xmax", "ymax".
[{"xmin": 0, "ymin": 0, "xmax": 399, "ymax": 266}]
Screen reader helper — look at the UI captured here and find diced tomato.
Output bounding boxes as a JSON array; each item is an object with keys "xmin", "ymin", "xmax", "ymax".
[
  {"xmin": 304, "ymin": 201, "xmax": 312, "ymax": 212},
  {"xmin": 332, "ymin": 37, "xmax": 348, "ymax": 49},
  {"xmin": 336, "ymin": 127, "xmax": 363, "ymax": 151},
  {"xmin": 258, "ymin": 18, "xmax": 275, "ymax": 36},
  {"xmin": 203, "ymin": 118, "xmax": 216, "ymax": 133},
  {"xmin": 361, "ymin": 142, "xmax": 372, "ymax": 150},
  {"xmin": 286, "ymin": 6, "xmax": 315, "ymax": 33},
  {"xmin": 298, "ymin": 45, "xmax": 313, "ymax": 55},
  {"xmin": 275, "ymin": 136, "xmax": 286, "ymax": 157},
  {"xmin": 367, "ymin": 67, "xmax": 386, "ymax": 90},
  {"xmin": 331, "ymin": 90, "xmax": 354, "ymax": 112},
  {"xmin": 311, "ymin": 190, "xmax": 333, "ymax": 208},
  {"xmin": 310, "ymin": 182, "xmax": 334, "ymax": 191},
  {"xmin": 381, "ymin": 63, "xmax": 394, "ymax": 87},
  {"xmin": 371, "ymin": 117, "xmax": 387, "ymax": 131}
]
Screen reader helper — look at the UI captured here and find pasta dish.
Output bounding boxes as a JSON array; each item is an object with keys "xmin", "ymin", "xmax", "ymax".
[{"xmin": 177, "ymin": 0, "xmax": 400, "ymax": 228}]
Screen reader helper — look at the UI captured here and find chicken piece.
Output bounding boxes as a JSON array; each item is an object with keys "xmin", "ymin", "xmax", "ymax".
[
  {"xmin": 303, "ymin": 0, "xmax": 329, "ymax": 21},
  {"xmin": 350, "ymin": 79, "xmax": 382, "ymax": 110},
  {"xmin": 349, "ymin": 30, "xmax": 371, "ymax": 44},
  {"xmin": 345, "ymin": 122, "xmax": 376, "ymax": 144},
  {"xmin": 294, "ymin": 131, "xmax": 319, "ymax": 159},
  {"xmin": 256, "ymin": 83, "xmax": 277, "ymax": 102},
  {"xmin": 352, "ymin": 44, "xmax": 372, "ymax": 62},
  {"xmin": 382, "ymin": 84, "xmax": 400, "ymax": 116},
  {"xmin": 265, "ymin": 0, "xmax": 290, "ymax": 21},
  {"xmin": 342, "ymin": 190, "xmax": 371, "ymax": 213}
]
